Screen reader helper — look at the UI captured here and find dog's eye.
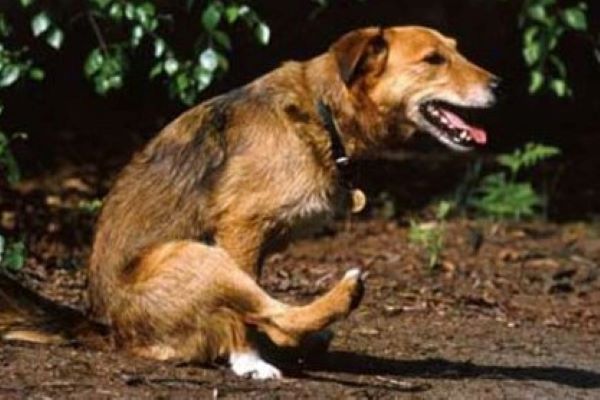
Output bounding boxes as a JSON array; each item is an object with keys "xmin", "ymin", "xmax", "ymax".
[{"xmin": 423, "ymin": 52, "xmax": 446, "ymax": 65}]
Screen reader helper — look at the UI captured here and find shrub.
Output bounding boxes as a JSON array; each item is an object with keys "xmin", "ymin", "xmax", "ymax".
[
  {"xmin": 0, "ymin": 235, "xmax": 25, "ymax": 272},
  {"xmin": 408, "ymin": 201, "xmax": 452, "ymax": 269},
  {"xmin": 465, "ymin": 142, "xmax": 561, "ymax": 220}
]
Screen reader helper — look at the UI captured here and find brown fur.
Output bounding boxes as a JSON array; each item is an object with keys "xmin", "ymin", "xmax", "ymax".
[{"xmin": 1, "ymin": 26, "xmax": 496, "ymax": 369}]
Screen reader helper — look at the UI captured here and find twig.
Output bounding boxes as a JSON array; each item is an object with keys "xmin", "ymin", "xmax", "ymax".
[
  {"xmin": 375, "ymin": 375, "xmax": 431, "ymax": 391},
  {"xmin": 87, "ymin": 12, "xmax": 108, "ymax": 54}
]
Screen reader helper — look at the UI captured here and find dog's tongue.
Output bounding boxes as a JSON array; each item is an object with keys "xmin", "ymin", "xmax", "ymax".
[{"xmin": 440, "ymin": 108, "xmax": 487, "ymax": 145}]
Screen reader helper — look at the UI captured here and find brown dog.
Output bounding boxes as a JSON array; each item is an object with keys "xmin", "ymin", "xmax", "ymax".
[{"xmin": 1, "ymin": 26, "xmax": 497, "ymax": 379}]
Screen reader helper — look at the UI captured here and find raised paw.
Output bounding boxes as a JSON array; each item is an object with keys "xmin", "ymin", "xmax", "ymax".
[
  {"xmin": 339, "ymin": 267, "xmax": 366, "ymax": 314},
  {"xmin": 230, "ymin": 351, "xmax": 282, "ymax": 380}
]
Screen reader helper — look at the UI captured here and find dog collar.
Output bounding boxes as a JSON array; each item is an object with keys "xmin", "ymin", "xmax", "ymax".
[{"xmin": 316, "ymin": 100, "xmax": 366, "ymax": 213}]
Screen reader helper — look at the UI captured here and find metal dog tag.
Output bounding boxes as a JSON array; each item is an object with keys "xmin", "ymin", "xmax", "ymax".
[{"xmin": 350, "ymin": 188, "xmax": 366, "ymax": 213}]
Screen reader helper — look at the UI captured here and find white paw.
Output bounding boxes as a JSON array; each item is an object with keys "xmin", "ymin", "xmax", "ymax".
[{"xmin": 230, "ymin": 351, "xmax": 282, "ymax": 380}]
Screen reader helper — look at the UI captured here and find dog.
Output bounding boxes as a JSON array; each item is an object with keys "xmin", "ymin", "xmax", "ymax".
[{"xmin": 0, "ymin": 26, "xmax": 498, "ymax": 379}]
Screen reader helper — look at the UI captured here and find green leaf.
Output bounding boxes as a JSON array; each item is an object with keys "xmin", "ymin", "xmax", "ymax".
[
  {"xmin": 164, "ymin": 58, "xmax": 179, "ymax": 75},
  {"xmin": 136, "ymin": 2, "xmax": 157, "ymax": 30},
  {"xmin": 549, "ymin": 55, "xmax": 567, "ymax": 77},
  {"xmin": 529, "ymin": 69, "xmax": 544, "ymax": 93},
  {"xmin": 523, "ymin": 41, "xmax": 541, "ymax": 66},
  {"xmin": 176, "ymin": 72, "xmax": 190, "ymax": 91},
  {"xmin": 523, "ymin": 26, "xmax": 539, "ymax": 46},
  {"xmin": 124, "ymin": 3, "xmax": 136, "ymax": 20},
  {"xmin": 199, "ymin": 48, "xmax": 219, "ymax": 71},
  {"xmin": 217, "ymin": 52, "xmax": 229, "ymax": 72},
  {"xmin": 212, "ymin": 30, "xmax": 232, "ymax": 51},
  {"xmin": 131, "ymin": 25, "xmax": 144, "ymax": 47},
  {"xmin": 20, "ymin": 0, "xmax": 35, "ymax": 7},
  {"xmin": 0, "ymin": 241, "xmax": 26, "ymax": 272},
  {"xmin": 202, "ymin": 3, "xmax": 222, "ymax": 31},
  {"xmin": 0, "ymin": 65, "xmax": 20, "ymax": 88},
  {"xmin": 29, "ymin": 68, "xmax": 45, "ymax": 80},
  {"xmin": 0, "ymin": 15, "xmax": 10, "ymax": 37},
  {"xmin": 154, "ymin": 38, "xmax": 166, "ymax": 58},
  {"xmin": 91, "ymin": 0, "xmax": 111, "ymax": 9},
  {"xmin": 497, "ymin": 154, "xmax": 520, "ymax": 175},
  {"xmin": 0, "ymin": 131, "xmax": 21, "ymax": 185},
  {"xmin": 225, "ymin": 5, "xmax": 239, "ymax": 23},
  {"xmin": 84, "ymin": 49, "xmax": 104, "ymax": 76},
  {"xmin": 550, "ymin": 79, "xmax": 568, "ymax": 97},
  {"xmin": 527, "ymin": 5, "xmax": 547, "ymax": 23},
  {"xmin": 237, "ymin": 5, "xmax": 250, "ymax": 16},
  {"xmin": 31, "ymin": 12, "xmax": 51, "ymax": 37},
  {"xmin": 196, "ymin": 68, "xmax": 212, "ymax": 91},
  {"xmin": 561, "ymin": 7, "xmax": 587, "ymax": 31},
  {"xmin": 109, "ymin": 3, "xmax": 124, "ymax": 20},
  {"xmin": 255, "ymin": 23, "xmax": 270, "ymax": 45},
  {"xmin": 149, "ymin": 62, "xmax": 163, "ymax": 79},
  {"xmin": 436, "ymin": 200, "xmax": 453, "ymax": 220},
  {"xmin": 45, "ymin": 28, "xmax": 64, "ymax": 49}
]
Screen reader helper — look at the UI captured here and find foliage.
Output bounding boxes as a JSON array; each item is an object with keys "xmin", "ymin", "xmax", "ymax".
[
  {"xmin": 519, "ymin": 0, "xmax": 595, "ymax": 97},
  {"xmin": 466, "ymin": 143, "xmax": 561, "ymax": 220},
  {"xmin": 0, "ymin": 235, "xmax": 25, "ymax": 272},
  {"xmin": 408, "ymin": 200, "xmax": 453, "ymax": 270},
  {"xmin": 0, "ymin": 11, "xmax": 42, "ymax": 185},
  {"xmin": 0, "ymin": 0, "xmax": 275, "ymax": 184},
  {"xmin": 6, "ymin": 0, "xmax": 270, "ymax": 106},
  {"xmin": 0, "ymin": 130, "xmax": 23, "ymax": 185},
  {"xmin": 496, "ymin": 141, "xmax": 561, "ymax": 177},
  {"xmin": 78, "ymin": 198, "xmax": 103, "ymax": 214}
]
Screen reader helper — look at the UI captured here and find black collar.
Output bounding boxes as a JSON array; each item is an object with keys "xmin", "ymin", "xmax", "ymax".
[{"xmin": 317, "ymin": 100, "xmax": 355, "ymax": 189}]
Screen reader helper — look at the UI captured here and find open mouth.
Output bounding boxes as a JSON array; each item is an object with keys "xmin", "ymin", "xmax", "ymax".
[{"xmin": 418, "ymin": 101, "xmax": 488, "ymax": 151}]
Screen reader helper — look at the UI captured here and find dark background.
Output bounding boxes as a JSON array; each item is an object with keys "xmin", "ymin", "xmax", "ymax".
[{"xmin": 2, "ymin": 0, "xmax": 600, "ymax": 217}]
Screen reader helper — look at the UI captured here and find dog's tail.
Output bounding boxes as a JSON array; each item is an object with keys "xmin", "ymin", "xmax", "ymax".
[{"xmin": 0, "ymin": 273, "xmax": 107, "ymax": 346}]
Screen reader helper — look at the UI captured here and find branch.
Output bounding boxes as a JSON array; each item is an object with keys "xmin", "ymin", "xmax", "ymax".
[{"xmin": 87, "ymin": 12, "xmax": 108, "ymax": 54}]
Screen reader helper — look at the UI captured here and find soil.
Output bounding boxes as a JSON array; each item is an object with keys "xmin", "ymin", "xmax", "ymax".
[{"xmin": 1, "ymin": 159, "xmax": 600, "ymax": 399}]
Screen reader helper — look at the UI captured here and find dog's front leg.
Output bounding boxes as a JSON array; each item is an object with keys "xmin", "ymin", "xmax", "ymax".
[{"xmin": 215, "ymin": 219, "xmax": 265, "ymax": 277}]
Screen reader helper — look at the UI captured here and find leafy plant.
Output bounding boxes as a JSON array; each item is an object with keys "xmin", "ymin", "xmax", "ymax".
[
  {"xmin": 519, "ymin": 0, "xmax": 594, "ymax": 97},
  {"xmin": 6, "ymin": 0, "xmax": 272, "ymax": 106},
  {"xmin": 408, "ymin": 201, "xmax": 453, "ymax": 270},
  {"xmin": 78, "ymin": 198, "xmax": 103, "ymax": 214},
  {"xmin": 468, "ymin": 142, "xmax": 561, "ymax": 219},
  {"xmin": 0, "ymin": 10, "xmax": 42, "ymax": 184},
  {"xmin": 0, "ymin": 235, "xmax": 26, "ymax": 272},
  {"xmin": 82, "ymin": 0, "xmax": 271, "ymax": 104}
]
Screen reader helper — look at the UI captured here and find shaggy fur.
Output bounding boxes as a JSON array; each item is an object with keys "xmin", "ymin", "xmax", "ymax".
[{"xmin": 0, "ymin": 26, "xmax": 497, "ymax": 378}]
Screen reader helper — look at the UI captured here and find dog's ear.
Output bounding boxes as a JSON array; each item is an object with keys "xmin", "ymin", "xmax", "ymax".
[{"xmin": 330, "ymin": 27, "xmax": 388, "ymax": 85}]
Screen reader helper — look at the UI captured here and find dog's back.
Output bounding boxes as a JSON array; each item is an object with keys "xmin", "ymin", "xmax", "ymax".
[{"xmin": 1, "ymin": 26, "xmax": 497, "ymax": 379}]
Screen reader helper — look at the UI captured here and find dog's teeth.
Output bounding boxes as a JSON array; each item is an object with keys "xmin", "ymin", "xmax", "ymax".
[{"xmin": 460, "ymin": 131, "xmax": 467, "ymax": 140}]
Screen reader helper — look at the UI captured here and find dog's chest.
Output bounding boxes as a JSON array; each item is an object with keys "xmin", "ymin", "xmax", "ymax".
[{"xmin": 275, "ymin": 182, "xmax": 336, "ymax": 235}]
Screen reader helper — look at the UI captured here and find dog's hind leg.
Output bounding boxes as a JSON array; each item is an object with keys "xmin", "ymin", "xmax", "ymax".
[
  {"xmin": 221, "ymin": 263, "xmax": 365, "ymax": 348},
  {"xmin": 116, "ymin": 241, "xmax": 363, "ymax": 378}
]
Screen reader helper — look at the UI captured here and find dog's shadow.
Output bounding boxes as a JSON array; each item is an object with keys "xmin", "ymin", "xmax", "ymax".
[
  {"xmin": 252, "ymin": 330, "xmax": 599, "ymax": 391},
  {"xmin": 268, "ymin": 350, "xmax": 598, "ymax": 393},
  {"xmin": 295, "ymin": 350, "xmax": 600, "ymax": 390}
]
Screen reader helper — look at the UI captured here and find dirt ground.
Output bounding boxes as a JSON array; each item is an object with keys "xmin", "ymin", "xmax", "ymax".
[{"xmin": 1, "ymin": 160, "xmax": 600, "ymax": 399}]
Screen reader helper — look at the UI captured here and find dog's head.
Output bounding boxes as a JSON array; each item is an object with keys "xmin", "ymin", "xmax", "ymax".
[{"xmin": 331, "ymin": 26, "xmax": 499, "ymax": 151}]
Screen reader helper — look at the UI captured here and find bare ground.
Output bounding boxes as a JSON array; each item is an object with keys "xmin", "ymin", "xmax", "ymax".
[{"xmin": 1, "ymin": 162, "xmax": 600, "ymax": 399}]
